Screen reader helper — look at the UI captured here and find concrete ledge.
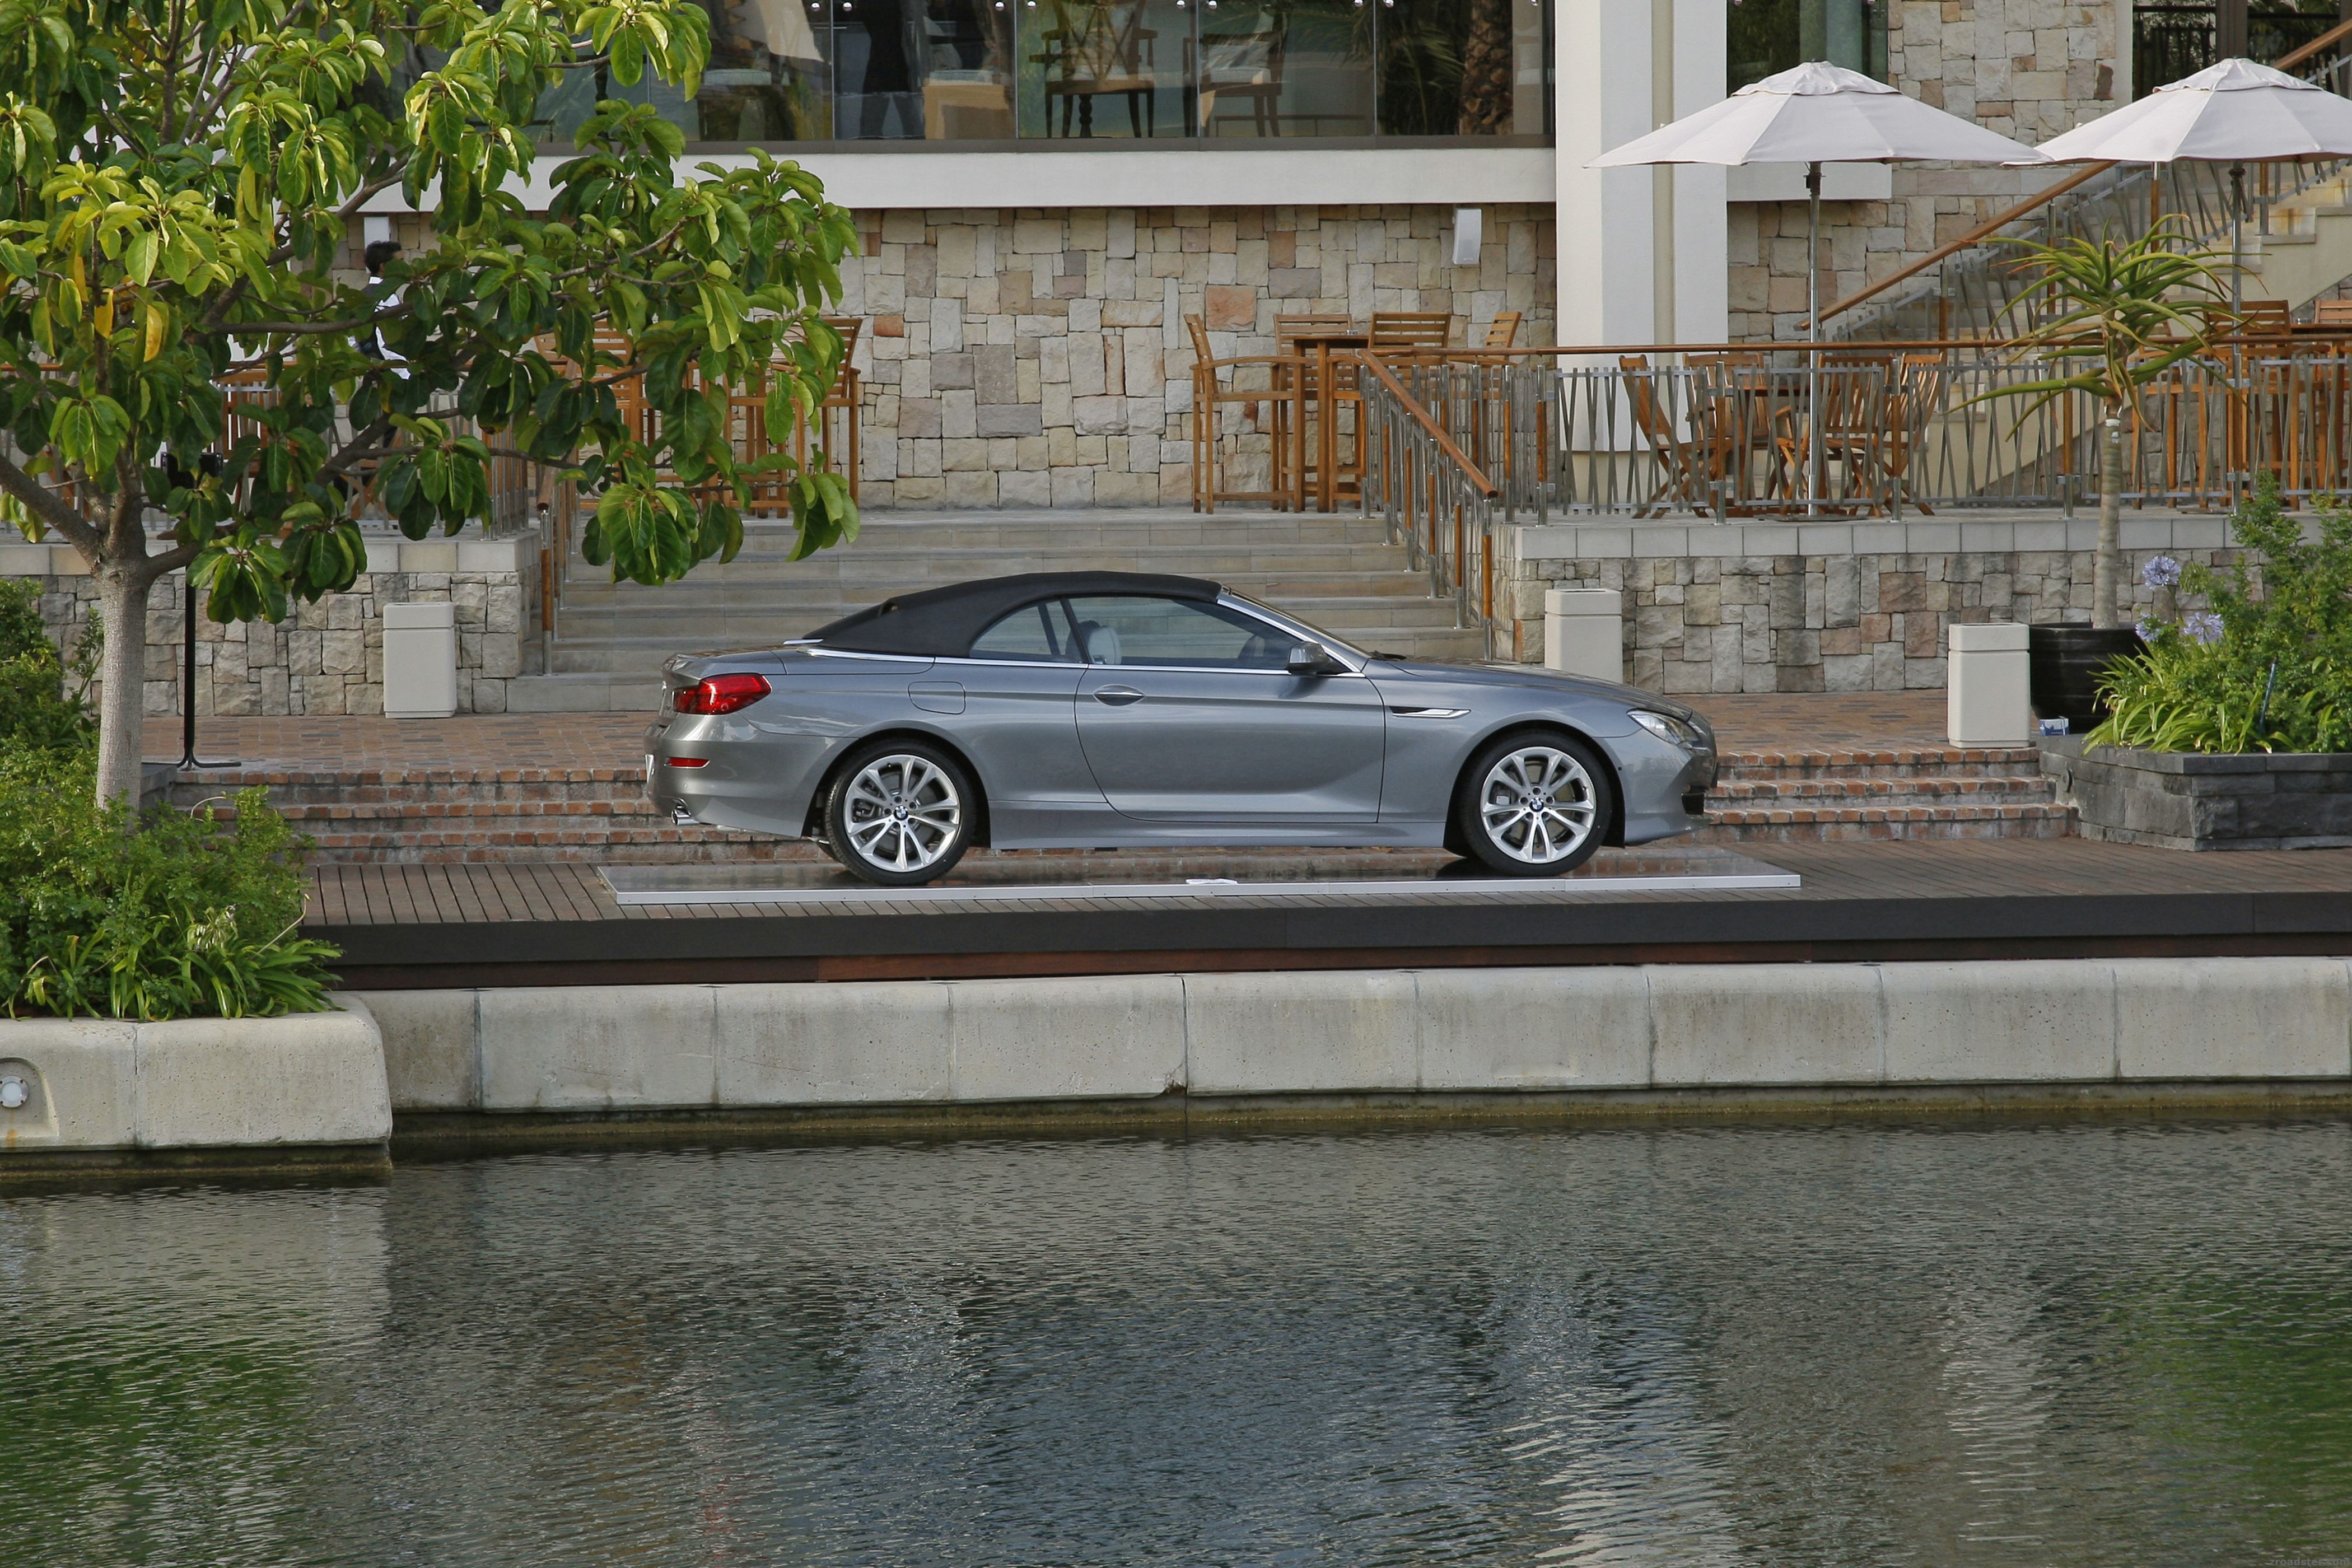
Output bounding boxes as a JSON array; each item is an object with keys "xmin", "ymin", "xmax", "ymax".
[
  {"xmin": 361, "ymin": 958, "xmax": 2352, "ymax": 1126},
  {"xmin": 0, "ymin": 997, "xmax": 391, "ymax": 1174}
]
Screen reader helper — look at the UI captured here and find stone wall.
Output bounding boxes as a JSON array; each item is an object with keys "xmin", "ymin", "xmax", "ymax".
[
  {"xmin": 4, "ymin": 533, "xmax": 539, "ymax": 717},
  {"xmin": 1500, "ymin": 514, "xmax": 2233, "ymax": 693},
  {"xmin": 1729, "ymin": 0, "xmax": 2127, "ymax": 342},
  {"xmin": 835, "ymin": 203, "xmax": 1556, "ymax": 508}
]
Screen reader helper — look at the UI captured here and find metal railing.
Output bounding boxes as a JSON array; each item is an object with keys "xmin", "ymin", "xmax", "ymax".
[
  {"xmin": 1355, "ymin": 351, "xmax": 1509, "ymax": 658},
  {"xmin": 1358, "ymin": 340, "xmax": 2352, "ymax": 521}
]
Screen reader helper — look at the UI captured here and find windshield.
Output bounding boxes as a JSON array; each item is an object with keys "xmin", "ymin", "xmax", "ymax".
[{"xmin": 1219, "ymin": 591, "xmax": 1372, "ymax": 662}]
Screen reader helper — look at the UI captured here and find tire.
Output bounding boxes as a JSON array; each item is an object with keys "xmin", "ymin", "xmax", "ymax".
[
  {"xmin": 822, "ymin": 739, "xmax": 977, "ymax": 887},
  {"xmin": 1452, "ymin": 731, "xmax": 1614, "ymax": 877}
]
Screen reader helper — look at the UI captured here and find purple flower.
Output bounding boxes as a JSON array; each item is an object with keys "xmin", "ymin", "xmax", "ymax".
[
  {"xmin": 2136, "ymin": 616, "xmax": 2162, "ymax": 640},
  {"xmin": 2183, "ymin": 612, "xmax": 2224, "ymax": 645},
  {"xmin": 2141, "ymin": 555, "xmax": 2181, "ymax": 589}
]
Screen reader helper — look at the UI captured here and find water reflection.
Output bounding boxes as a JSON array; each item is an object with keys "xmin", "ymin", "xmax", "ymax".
[{"xmin": 7, "ymin": 1122, "xmax": 2352, "ymax": 1565}]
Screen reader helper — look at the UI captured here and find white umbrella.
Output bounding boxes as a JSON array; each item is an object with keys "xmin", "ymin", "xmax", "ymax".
[
  {"xmin": 1591, "ymin": 62, "xmax": 2048, "ymax": 348},
  {"xmin": 1591, "ymin": 61, "xmax": 2046, "ymax": 511},
  {"xmin": 2024, "ymin": 58, "xmax": 2352, "ymax": 309}
]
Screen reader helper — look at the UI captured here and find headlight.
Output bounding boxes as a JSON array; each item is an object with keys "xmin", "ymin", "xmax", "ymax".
[{"xmin": 1630, "ymin": 709, "xmax": 1706, "ymax": 749}]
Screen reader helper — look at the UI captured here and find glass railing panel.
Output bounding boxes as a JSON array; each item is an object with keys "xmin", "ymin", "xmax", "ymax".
[
  {"xmin": 1196, "ymin": 0, "xmax": 1373, "ymax": 138},
  {"xmin": 1374, "ymin": 0, "xmax": 1545, "ymax": 136}
]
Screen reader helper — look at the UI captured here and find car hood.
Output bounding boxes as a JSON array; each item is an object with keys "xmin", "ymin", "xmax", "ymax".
[{"xmin": 1368, "ymin": 659, "xmax": 1706, "ymax": 722}]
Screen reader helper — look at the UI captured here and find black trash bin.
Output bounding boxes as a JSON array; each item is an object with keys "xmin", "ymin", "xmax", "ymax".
[{"xmin": 2028, "ymin": 624, "xmax": 2144, "ymax": 732}]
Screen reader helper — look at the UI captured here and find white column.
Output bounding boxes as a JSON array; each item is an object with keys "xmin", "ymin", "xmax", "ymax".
[{"xmin": 1554, "ymin": 0, "xmax": 1730, "ymax": 349}]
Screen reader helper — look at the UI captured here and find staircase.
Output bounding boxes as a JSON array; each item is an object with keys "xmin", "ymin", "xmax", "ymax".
[
  {"xmin": 2230, "ymin": 163, "xmax": 2352, "ymax": 310},
  {"xmin": 508, "ymin": 509, "xmax": 1496, "ymax": 712},
  {"xmin": 1698, "ymin": 741, "xmax": 2072, "ymax": 843}
]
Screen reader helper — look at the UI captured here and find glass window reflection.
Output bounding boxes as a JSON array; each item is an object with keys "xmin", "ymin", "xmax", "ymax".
[
  {"xmin": 530, "ymin": 0, "xmax": 1546, "ymax": 142},
  {"xmin": 1018, "ymin": 0, "xmax": 1188, "ymax": 139},
  {"xmin": 1376, "ymin": 0, "xmax": 1544, "ymax": 136}
]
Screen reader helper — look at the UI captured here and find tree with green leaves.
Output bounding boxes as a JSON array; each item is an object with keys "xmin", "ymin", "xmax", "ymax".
[
  {"xmin": 0, "ymin": 0, "xmax": 860, "ymax": 806},
  {"xmin": 1985, "ymin": 221, "xmax": 2232, "ymax": 629}
]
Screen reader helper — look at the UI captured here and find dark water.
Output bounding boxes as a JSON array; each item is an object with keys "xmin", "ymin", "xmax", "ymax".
[{"xmin": 8, "ymin": 1121, "xmax": 2352, "ymax": 1567}]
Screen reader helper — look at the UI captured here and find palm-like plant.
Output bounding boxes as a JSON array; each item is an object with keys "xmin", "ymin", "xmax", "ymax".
[{"xmin": 1984, "ymin": 221, "xmax": 2235, "ymax": 627}]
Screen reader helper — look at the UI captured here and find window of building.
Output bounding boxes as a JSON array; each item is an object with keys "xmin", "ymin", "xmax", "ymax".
[
  {"xmin": 1728, "ymin": 0, "xmax": 1888, "ymax": 95},
  {"xmin": 536, "ymin": 0, "xmax": 1548, "ymax": 146},
  {"xmin": 2134, "ymin": 3, "xmax": 2343, "ymax": 99}
]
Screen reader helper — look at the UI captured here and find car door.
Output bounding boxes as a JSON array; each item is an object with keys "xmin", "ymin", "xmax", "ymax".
[
  {"xmin": 944, "ymin": 598, "xmax": 1107, "ymax": 840},
  {"xmin": 1066, "ymin": 594, "xmax": 1386, "ymax": 822}
]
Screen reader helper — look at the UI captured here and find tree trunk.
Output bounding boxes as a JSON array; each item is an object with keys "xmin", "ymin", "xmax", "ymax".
[
  {"xmin": 2095, "ymin": 414, "xmax": 2124, "ymax": 629},
  {"xmin": 1455, "ymin": 0, "xmax": 1513, "ymax": 136},
  {"xmin": 93, "ymin": 565, "xmax": 152, "ymax": 809}
]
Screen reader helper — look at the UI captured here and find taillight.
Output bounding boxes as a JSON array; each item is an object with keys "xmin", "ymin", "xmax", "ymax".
[{"xmin": 671, "ymin": 673, "xmax": 771, "ymax": 715}]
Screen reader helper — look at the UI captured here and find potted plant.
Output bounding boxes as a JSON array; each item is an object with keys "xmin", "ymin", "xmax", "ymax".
[
  {"xmin": 2043, "ymin": 482, "xmax": 2352, "ymax": 849},
  {"xmin": 1981, "ymin": 222, "xmax": 2234, "ymax": 729}
]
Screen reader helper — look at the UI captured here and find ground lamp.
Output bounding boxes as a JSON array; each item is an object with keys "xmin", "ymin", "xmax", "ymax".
[
  {"xmin": 1589, "ymin": 62, "xmax": 2046, "ymax": 510},
  {"xmin": 2023, "ymin": 58, "xmax": 2352, "ymax": 312}
]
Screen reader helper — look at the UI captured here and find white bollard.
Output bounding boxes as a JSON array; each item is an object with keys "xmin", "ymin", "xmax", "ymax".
[
  {"xmin": 382, "ymin": 601, "xmax": 459, "ymax": 718},
  {"xmin": 1544, "ymin": 589, "xmax": 1623, "ymax": 682},
  {"xmin": 1947, "ymin": 622, "xmax": 2030, "ymax": 746}
]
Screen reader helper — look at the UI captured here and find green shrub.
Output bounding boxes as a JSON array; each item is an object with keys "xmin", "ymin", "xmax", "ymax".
[
  {"xmin": 0, "ymin": 753, "xmax": 339, "ymax": 1020},
  {"xmin": 0, "ymin": 577, "xmax": 95, "ymax": 755},
  {"xmin": 2088, "ymin": 482, "xmax": 2352, "ymax": 755}
]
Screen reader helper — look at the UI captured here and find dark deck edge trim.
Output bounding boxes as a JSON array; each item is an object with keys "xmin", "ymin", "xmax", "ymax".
[{"xmin": 389, "ymin": 1081, "xmax": 2352, "ymax": 1158}]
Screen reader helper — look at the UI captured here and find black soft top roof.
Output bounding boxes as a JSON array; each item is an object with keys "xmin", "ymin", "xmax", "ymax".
[{"xmin": 806, "ymin": 572, "xmax": 1221, "ymax": 657}]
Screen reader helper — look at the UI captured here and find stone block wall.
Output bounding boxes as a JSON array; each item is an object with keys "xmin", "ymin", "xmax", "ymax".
[
  {"xmin": 1500, "ymin": 515, "xmax": 2234, "ymax": 693},
  {"xmin": 4, "ymin": 533, "xmax": 539, "ymax": 717},
  {"xmin": 834, "ymin": 203, "xmax": 1556, "ymax": 508},
  {"xmin": 1730, "ymin": 0, "xmax": 2127, "ymax": 342}
]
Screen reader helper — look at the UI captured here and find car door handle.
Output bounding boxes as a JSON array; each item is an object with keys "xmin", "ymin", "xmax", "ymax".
[{"xmin": 1093, "ymin": 686, "xmax": 1145, "ymax": 706}]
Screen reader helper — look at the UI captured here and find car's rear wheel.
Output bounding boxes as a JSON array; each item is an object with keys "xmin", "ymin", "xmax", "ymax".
[
  {"xmin": 1453, "ymin": 732, "xmax": 1613, "ymax": 876},
  {"xmin": 823, "ymin": 739, "xmax": 976, "ymax": 886}
]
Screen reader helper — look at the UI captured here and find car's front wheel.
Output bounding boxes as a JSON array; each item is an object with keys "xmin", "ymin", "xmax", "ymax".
[
  {"xmin": 1453, "ymin": 732, "xmax": 1613, "ymax": 876},
  {"xmin": 822, "ymin": 740, "xmax": 976, "ymax": 886}
]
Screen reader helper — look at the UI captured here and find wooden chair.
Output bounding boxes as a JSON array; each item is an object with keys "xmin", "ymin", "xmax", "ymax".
[
  {"xmin": 1621, "ymin": 355, "xmax": 1737, "ymax": 518},
  {"xmin": 1481, "ymin": 311, "xmax": 1522, "ymax": 349},
  {"xmin": 1191, "ymin": 21, "xmax": 1284, "ymax": 136},
  {"xmin": 1776, "ymin": 352, "xmax": 1896, "ymax": 514},
  {"xmin": 1187, "ymin": 313, "xmax": 1297, "ymax": 511},
  {"xmin": 2316, "ymin": 298, "xmax": 2352, "ymax": 328},
  {"xmin": 1034, "ymin": 0, "xmax": 1160, "ymax": 138},
  {"xmin": 1368, "ymin": 311, "xmax": 1453, "ymax": 354}
]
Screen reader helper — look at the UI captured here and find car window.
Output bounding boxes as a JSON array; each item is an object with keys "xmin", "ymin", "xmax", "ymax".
[
  {"xmin": 970, "ymin": 600, "xmax": 1081, "ymax": 663},
  {"xmin": 1063, "ymin": 596, "xmax": 1297, "ymax": 670}
]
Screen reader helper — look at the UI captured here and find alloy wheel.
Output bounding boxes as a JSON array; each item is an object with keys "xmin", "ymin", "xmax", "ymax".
[
  {"xmin": 1477, "ymin": 745, "xmax": 1597, "ymax": 865},
  {"xmin": 842, "ymin": 753, "xmax": 964, "ymax": 873}
]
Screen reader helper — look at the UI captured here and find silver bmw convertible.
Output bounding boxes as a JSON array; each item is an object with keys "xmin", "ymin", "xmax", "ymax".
[{"xmin": 645, "ymin": 571, "xmax": 1718, "ymax": 886}]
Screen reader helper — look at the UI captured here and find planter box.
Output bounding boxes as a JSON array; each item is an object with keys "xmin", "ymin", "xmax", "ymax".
[
  {"xmin": 2042, "ymin": 739, "xmax": 2352, "ymax": 851},
  {"xmin": 0, "ymin": 995, "xmax": 390, "ymax": 1173}
]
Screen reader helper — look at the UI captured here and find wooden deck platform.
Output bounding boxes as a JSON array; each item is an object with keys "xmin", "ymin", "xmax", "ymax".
[{"xmin": 310, "ymin": 838, "xmax": 2352, "ymax": 987}]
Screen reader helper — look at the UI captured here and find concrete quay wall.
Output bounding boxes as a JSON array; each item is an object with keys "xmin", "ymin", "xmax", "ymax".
[{"xmin": 363, "ymin": 958, "xmax": 2352, "ymax": 1131}]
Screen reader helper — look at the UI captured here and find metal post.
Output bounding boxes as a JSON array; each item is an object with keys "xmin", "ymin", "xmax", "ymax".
[
  {"xmin": 2230, "ymin": 161, "xmax": 2246, "ymax": 314},
  {"xmin": 176, "ymin": 572, "xmax": 232, "ymax": 771},
  {"xmin": 1808, "ymin": 160, "xmax": 1824, "ymax": 517}
]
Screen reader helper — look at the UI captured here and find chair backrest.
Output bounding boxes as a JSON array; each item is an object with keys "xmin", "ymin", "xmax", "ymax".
[
  {"xmin": 1481, "ymin": 311, "xmax": 1522, "ymax": 349},
  {"xmin": 1184, "ymin": 312, "xmax": 1215, "ymax": 364},
  {"xmin": 1617, "ymin": 355, "xmax": 1672, "ymax": 447},
  {"xmin": 2239, "ymin": 299, "xmax": 2292, "ymax": 335},
  {"xmin": 1369, "ymin": 311, "xmax": 1452, "ymax": 350},
  {"xmin": 1199, "ymin": 22, "xmax": 1283, "ymax": 82},
  {"xmin": 1275, "ymin": 312, "xmax": 1351, "ymax": 349},
  {"xmin": 2317, "ymin": 298, "xmax": 2352, "ymax": 327},
  {"xmin": 1061, "ymin": 1, "xmax": 1149, "ymax": 78}
]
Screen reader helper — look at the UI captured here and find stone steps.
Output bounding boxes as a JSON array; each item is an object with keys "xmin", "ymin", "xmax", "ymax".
[
  {"xmin": 518, "ymin": 508, "xmax": 1492, "ymax": 707},
  {"xmin": 197, "ymin": 739, "xmax": 2074, "ymax": 865}
]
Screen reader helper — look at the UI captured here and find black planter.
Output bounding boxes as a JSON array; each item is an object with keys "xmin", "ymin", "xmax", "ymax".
[{"xmin": 2028, "ymin": 624, "xmax": 2144, "ymax": 731}]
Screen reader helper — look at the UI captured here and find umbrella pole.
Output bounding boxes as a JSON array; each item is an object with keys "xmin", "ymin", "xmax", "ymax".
[
  {"xmin": 2230, "ymin": 161, "xmax": 2244, "ymax": 314},
  {"xmin": 1808, "ymin": 160, "xmax": 1823, "ymax": 517}
]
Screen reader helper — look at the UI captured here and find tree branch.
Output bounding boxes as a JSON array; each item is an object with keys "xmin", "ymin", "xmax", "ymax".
[{"xmin": 0, "ymin": 447, "xmax": 99, "ymax": 557}]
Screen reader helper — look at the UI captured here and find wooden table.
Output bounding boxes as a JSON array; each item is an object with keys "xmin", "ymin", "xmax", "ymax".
[{"xmin": 1284, "ymin": 331, "xmax": 1368, "ymax": 512}]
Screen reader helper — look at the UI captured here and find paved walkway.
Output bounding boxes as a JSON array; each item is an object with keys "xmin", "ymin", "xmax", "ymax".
[{"xmin": 146, "ymin": 691, "xmax": 1955, "ymax": 772}]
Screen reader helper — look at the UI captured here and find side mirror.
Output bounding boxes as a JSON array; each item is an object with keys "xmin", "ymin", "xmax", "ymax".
[{"xmin": 1287, "ymin": 643, "xmax": 1340, "ymax": 678}]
